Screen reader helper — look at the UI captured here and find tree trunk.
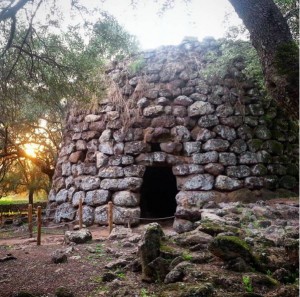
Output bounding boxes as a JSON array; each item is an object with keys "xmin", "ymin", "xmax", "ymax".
[
  {"xmin": 28, "ymin": 188, "xmax": 34, "ymax": 205},
  {"xmin": 229, "ymin": 0, "xmax": 299, "ymax": 119}
]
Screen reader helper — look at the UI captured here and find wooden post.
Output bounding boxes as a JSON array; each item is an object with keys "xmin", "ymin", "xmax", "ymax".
[
  {"xmin": 37, "ymin": 206, "xmax": 42, "ymax": 246},
  {"xmin": 79, "ymin": 198, "xmax": 83, "ymax": 229},
  {"xmin": 28, "ymin": 204, "xmax": 33, "ymax": 238},
  {"xmin": 108, "ymin": 201, "xmax": 113, "ymax": 234}
]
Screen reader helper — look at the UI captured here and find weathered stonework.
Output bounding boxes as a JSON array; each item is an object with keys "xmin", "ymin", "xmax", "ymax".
[{"xmin": 48, "ymin": 38, "xmax": 299, "ymax": 232}]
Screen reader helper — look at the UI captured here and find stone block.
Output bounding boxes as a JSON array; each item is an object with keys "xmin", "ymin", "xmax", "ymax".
[
  {"xmin": 113, "ymin": 206, "xmax": 140, "ymax": 225},
  {"xmin": 56, "ymin": 189, "xmax": 69, "ymax": 204},
  {"xmin": 230, "ymin": 139, "xmax": 247, "ymax": 154},
  {"xmin": 202, "ymin": 139, "xmax": 230, "ymax": 152},
  {"xmin": 69, "ymin": 151, "xmax": 85, "ymax": 163},
  {"xmin": 174, "ymin": 95, "xmax": 193, "ymax": 106},
  {"xmin": 183, "ymin": 142, "xmax": 201, "ymax": 156},
  {"xmin": 204, "ymin": 163, "xmax": 224, "ymax": 176},
  {"xmin": 171, "ymin": 125, "xmax": 191, "ymax": 141},
  {"xmin": 98, "ymin": 166, "xmax": 124, "ymax": 178},
  {"xmin": 54, "ymin": 203, "xmax": 76, "ymax": 223},
  {"xmin": 76, "ymin": 205, "xmax": 95, "ymax": 226},
  {"xmin": 76, "ymin": 140, "xmax": 87, "ymax": 151},
  {"xmin": 124, "ymin": 165, "xmax": 146, "ymax": 177},
  {"xmin": 151, "ymin": 115, "xmax": 176, "ymax": 128},
  {"xmin": 85, "ymin": 189, "xmax": 110, "ymax": 206},
  {"xmin": 226, "ymin": 165, "xmax": 251, "ymax": 178},
  {"xmin": 198, "ymin": 114, "xmax": 219, "ymax": 128},
  {"xmin": 62, "ymin": 162, "xmax": 72, "ymax": 177},
  {"xmin": 215, "ymin": 175, "xmax": 244, "ymax": 191},
  {"xmin": 100, "ymin": 177, "xmax": 143, "ymax": 191},
  {"xmin": 75, "ymin": 176, "xmax": 101, "ymax": 191},
  {"xmin": 219, "ymin": 116, "xmax": 243, "ymax": 128},
  {"xmin": 112, "ymin": 191, "xmax": 140, "ymax": 207},
  {"xmin": 244, "ymin": 177, "xmax": 264, "ymax": 189},
  {"xmin": 177, "ymin": 174, "xmax": 214, "ymax": 190},
  {"xmin": 216, "ymin": 103, "xmax": 234, "ymax": 117},
  {"xmin": 175, "ymin": 191, "xmax": 225, "ymax": 207},
  {"xmin": 94, "ymin": 205, "xmax": 108, "ymax": 225},
  {"xmin": 239, "ymin": 152, "xmax": 259, "ymax": 164},
  {"xmin": 251, "ymin": 164, "xmax": 268, "ymax": 176},
  {"xmin": 254, "ymin": 125, "xmax": 272, "ymax": 140},
  {"xmin": 262, "ymin": 140, "xmax": 284, "ymax": 155},
  {"xmin": 72, "ymin": 191, "xmax": 85, "ymax": 207},
  {"xmin": 143, "ymin": 105, "xmax": 164, "ymax": 117},
  {"xmin": 172, "ymin": 164, "xmax": 204, "ymax": 176},
  {"xmin": 192, "ymin": 151, "xmax": 218, "ymax": 164},
  {"xmin": 96, "ymin": 152, "xmax": 109, "ymax": 168},
  {"xmin": 99, "ymin": 141, "xmax": 114, "ymax": 155},
  {"xmin": 188, "ymin": 101, "xmax": 214, "ymax": 117},
  {"xmin": 160, "ymin": 142, "xmax": 183, "ymax": 154},
  {"xmin": 219, "ymin": 153, "xmax": 237, "ymax": 166},
  {"xmin": 124, "ymin": 141, "xmax": 150, "ymax": 155},
  {"xmin": 213, "ymin": 125, "xmax": 236, "ymax": 141}
]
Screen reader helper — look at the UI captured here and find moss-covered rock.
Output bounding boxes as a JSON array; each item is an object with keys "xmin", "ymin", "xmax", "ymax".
[
  {"xmin": 197, "ymin": 222, "xmax": 240, "ymax": 237},
  {"xmin": 208, "ymin": 236, "xmax": 260, "ymax": 270},
  {"xmin": 251, "ymin": 164, "xmax": 267, "ymax": 176},
  {"xmin": 254, "ymin": 126, "xmax": 271, "ymax": 140},
  {"xmin": 247, "ymin": 139, "xmax": 263, "ymax": 152},
  {"xmin": 279, "ymin": 175, "xmax": 297, "ymax": 189},
  {"xmin": 138, "ymin": 223, "xmax": 164, "ymax": 282},
  {"xmin": 261, "ymin": 140, "xmax": 283, "ymax": 155},
  {"xmin": 286, "ymin": 163, "xmax": 299, "ymax": 176}
]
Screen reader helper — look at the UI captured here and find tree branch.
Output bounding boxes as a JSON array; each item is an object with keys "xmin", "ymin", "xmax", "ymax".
[{"xmin": 0, "ymin": 0, "xmax": 31, "ymax": 22}]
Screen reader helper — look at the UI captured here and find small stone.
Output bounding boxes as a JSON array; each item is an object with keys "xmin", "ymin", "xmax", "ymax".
[
  {"xmin": 55, "ymin": 287, "xmax": 74, "ymax": 297},
  {"xmin": 51, "ymin": 250, "xmax": 67, "ymax": 264}
]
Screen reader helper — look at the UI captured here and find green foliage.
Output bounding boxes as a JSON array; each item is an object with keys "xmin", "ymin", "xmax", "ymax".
[
  {"xmin": 0, "ymin": 4, "xmax": 139, "ymax": 197},
  {"xmin": 182, "ymin": 252, "xmax": 193, "ymax": 261},
  {"xmin": 128, "ymin": 57, "xmax": 146, "ymax": 74},
  {"xmin": 199, "ymin": 39, "xmax": 264, "ymax": 89},
  {"xmin": 242, "ymin": 275, "xmax": 253, "ymax": 293},
  {"xmin": 140, "ymin": 288, "xmax": 157, "ymax": 297}
]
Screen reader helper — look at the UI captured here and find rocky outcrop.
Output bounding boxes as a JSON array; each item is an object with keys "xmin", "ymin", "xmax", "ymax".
[{"xmin": 48, "ymin": 37, "xmax": 298, "ymax": 231}]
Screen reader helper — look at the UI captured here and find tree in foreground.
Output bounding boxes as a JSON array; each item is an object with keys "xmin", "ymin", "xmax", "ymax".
[{"xmin": 0, "ymin": 1, "xmax": 138, "ymax": 201}]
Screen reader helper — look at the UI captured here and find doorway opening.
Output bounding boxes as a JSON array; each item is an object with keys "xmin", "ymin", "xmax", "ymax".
[{"xmin": 140, "ymin": 166, "xmax": 178, "ymax": 219}]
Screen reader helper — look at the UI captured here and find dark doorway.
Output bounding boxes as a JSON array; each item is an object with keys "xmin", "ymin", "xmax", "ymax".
[{"xmin": 140, "ymin": 166, "xmax": 178, "ymax": 218}]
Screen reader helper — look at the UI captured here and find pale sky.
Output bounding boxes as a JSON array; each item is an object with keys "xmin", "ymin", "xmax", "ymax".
[
  {"xmin": 98, "ymin": 0, "xmax": 243, "ymax": 49},
  {"xmin": 43, "ymin": 0, "xmax": 243, "ymax": 50}
]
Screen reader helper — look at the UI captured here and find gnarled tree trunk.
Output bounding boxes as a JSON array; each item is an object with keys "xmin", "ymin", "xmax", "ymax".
[{"xmin": 229, "ymin": 0, "xmax": 299, "ymax": 119}]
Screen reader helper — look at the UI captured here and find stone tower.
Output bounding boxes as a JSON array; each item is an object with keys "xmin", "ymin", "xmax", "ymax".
[{"xmin": 48, "ymin": 38, "xmax": 299, "ymax": 233}]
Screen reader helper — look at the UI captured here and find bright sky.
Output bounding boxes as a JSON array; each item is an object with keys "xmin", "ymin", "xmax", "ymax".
[{"xmin": 68, "ymin": 0, "xmax": 243, "ymax": 50}]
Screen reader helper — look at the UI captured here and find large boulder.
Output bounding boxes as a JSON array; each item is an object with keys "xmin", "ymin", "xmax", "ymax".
[
  {"xmin": 138, "ymin": 223, "xmax": 164, "ymax": 282},
  {"xmin": 64, "ymin": 228, "xmax": 92, "ymax": 244}
]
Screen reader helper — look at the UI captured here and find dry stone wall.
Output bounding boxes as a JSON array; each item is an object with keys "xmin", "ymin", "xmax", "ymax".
[{"xmin": 48, "ymin": 38, "xmax": 299, "ymax": 233}]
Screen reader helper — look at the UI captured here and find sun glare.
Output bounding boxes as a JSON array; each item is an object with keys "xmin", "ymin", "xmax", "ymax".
[{"xmin": 23, "ymin": 143, "xmax": 38, "ymax": 158}]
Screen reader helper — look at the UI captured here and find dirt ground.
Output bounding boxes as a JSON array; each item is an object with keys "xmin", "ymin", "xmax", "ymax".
[
  {"xmin": 0, "ymin": 223, "xmax": 176, "ymax": 297},
  {"xmin": 0, "ymin": 216, "xmax": 298, "ymax": 297}
]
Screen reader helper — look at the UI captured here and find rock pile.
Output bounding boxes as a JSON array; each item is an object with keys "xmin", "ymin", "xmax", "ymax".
[{"xmin": 47, "ymin": 37, "xmax": 298, "ymax": 232}]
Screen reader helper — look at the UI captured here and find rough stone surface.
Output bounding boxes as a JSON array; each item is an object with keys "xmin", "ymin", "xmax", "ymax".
[
  {"xmin": 64, "ymin": 229, "xmax": 93, "ymax": 244},
  {"xmin": 48, "ymin": 39, "xmax": 298, "ymax": 230},
  {"xmin": 139, "ymin": 223, "xmax": 164, "ymax": 282}
]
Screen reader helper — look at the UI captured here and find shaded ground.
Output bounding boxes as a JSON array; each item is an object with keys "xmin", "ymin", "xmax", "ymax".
[{"xmin": 0, "ymin": 200, "xmax": 299, "ymax": 297}]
